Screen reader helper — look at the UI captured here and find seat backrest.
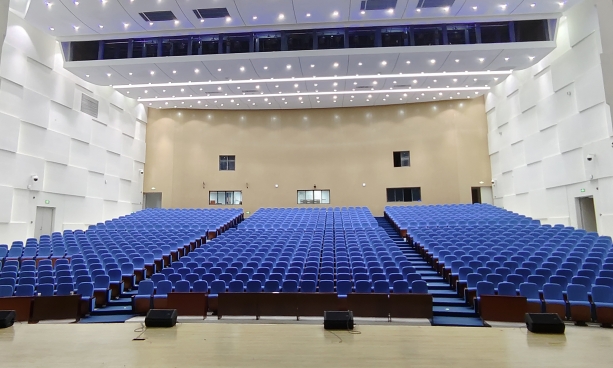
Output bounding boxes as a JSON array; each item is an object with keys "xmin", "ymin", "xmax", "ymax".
[
  {"xmin": 567, "ymin": 284, "xmax": 589, "ymax": 302},
  {"xmin": 570, "ymin": 276, "xmax": 592, "ymax": 292},
  {"xmin": 0, "ymin": 284, "xmax": 14, "ymax": 297},
  {"xmin": 94, "ymin": 275, "xmax": 110, "ymax": 288},
  {"xmin": 138, "ymin": 280, "xmax": 154, "ymax": 295},
  {"xmin": 542, "ymin": 283, "xmax": 564, "ymax": 301},
  {"xmin": 228, "ymin": 280, "xmax": 244, "ymax": 292},
  {"xmin": 519, "ymin": 282, "xmax": 540, "ymax": 299},
  {"xmin": 210, "ymin": 280, "xmax": 226, "ymax": 294},
  {"xmin": 337, "ymin": 280, "xmax": 352, "ymax": 296},
  {"xmin": 77, "ymin": 282, "xmax": 94, "ymax": 297},
  {"xmin": 497, "ymin": 282, "xmax": 517, "ymax": 296},
  {"xmin": 174, "ymin": 280, "xmax": 191, "ymax": 293},
  {"xmin": 318, "ymin": 280, "xmax": 334, "ymax": 293},
  {"xmin": 485, "ymin": 273, "xmax": 503, "ymax": 286},
  {"xmin": 192, "ymin": 280, "xmax": 208, "ymax": 293},
  {"xmin": 354, "ymin": 280, "xmax": 370, "ymax": 293},
  {"xmin": 246, "ymin": 280, "xmax": 262, "ymax": 292},
  {"xmin": 392, "ymin": 280, "xmax": 410, "ymax": 293},
  {"xmin": 373, "ymin": 280, "xmax": 389, "ymax": 294},
  {"xmin": 282, "ymin": 280, "xmax": 298, "ymax": 292},
  {"xmin": 411, "ymin": 280, "xmax": 428, "ymax": 294},
  {"xmin": 156, "ymin": 280, "xmax": 173, "ymax": 295},
  {"xmin": 476, "ymin": 281, "xmax": 495, "ymax": 297},
  {"xmin": 591, "ymin": 285, "xmax": 613, "ymax": 303},
  {"xmin": 56, "ymin": 283, "xmax": 73, "ymax": 296}
]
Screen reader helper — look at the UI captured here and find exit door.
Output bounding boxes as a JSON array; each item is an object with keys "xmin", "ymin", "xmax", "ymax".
[
  {"xmin": 577, "ymin": 197, "xmax": 598, "ymax": 232},
  {"xmin": 35, "ymin": 207, "xmax": 55, "ymax": 239}
]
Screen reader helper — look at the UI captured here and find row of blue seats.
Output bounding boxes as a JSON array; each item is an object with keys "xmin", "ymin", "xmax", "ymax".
[{"xmin": 135, "ymin": 278, "xmax": 429, "ymax": 298}]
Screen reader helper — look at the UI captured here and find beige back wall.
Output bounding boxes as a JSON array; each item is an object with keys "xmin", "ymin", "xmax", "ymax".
[{"xmin": 144, "ymin": 97, "xmax": 492, "ymax": 216}]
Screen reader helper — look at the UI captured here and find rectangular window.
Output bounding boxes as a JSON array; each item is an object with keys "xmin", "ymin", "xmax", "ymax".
[
  {"xmin": 297, "ymin": 190, "xmax": 330, "ymax": 204},
  {"xmin": 209, "ymin": 191, "xmax": 242, "ymax": 205},
  {"xmin": 219, "ymin": 155, "xmax": 235, "ymax": 171},
  {"xmin": 386, "ymin": 187, "xmax": 421, "ymax": 202},
  {"xmin": 393, "ymin": 151, "xmax": 410, "ymax": 167}
]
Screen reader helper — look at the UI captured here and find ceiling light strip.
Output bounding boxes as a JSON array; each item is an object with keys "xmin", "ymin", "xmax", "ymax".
[
  {"xmin": 138, "ymin": 87, "xmax": 490, "ymax": 102},
  {"xmin": 114, "ymin": 71, "xmax": 511, "ymax": 90}
]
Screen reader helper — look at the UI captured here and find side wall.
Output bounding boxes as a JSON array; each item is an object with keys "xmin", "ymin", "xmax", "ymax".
[
  {"xmin": 0, "ymin": 11, "xmax": 147, "ymax": 244},
  {"xmin": 144, "ymin": 98, "xmax": 492, "ymax": 216},
  {"xmin": 486, "ymin": 0, "xmax": 613, "ymax": 236}
]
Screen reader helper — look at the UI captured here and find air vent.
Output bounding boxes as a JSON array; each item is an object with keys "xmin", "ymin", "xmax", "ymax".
[
  {"xmin": 355, "ymin": 86, "xmax": 372, "ymax": 90},
  {"xmin": 81, "ymin": 94, "xmax": 99, "ymax": 118},
  {"xmin": 417, "ymin": 0, "xmax": 455, "ymax": 8},
  {"xmin": 193, "ymin": 8, "xmax": 230, "ymax": 19},
  {"xmin": 393, "ymin": 84, "xmax": 412, "ymax": 88},
  {"xmin": 241, "ymin": 90, "xmax": 259, "ymax": 94},
  {"xmin": 139, "ymin": 11, "xmax": 177, "ymax": 22},
  {"xmin": 360, "ymin": 0, "xmax": 398, "ymax": 10}
]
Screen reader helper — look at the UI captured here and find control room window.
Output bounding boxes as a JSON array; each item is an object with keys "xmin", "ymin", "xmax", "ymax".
[
  {"xmin": 219, "ymin": 155, "xmax": 235, "ymax": 171},
  {"xmin": 209, "ymin": 191, "xmax": 242, "ymax": 205},
  {"xmin": 386, "ymin": 187, "xmax": 421, "ymax": 202},
  {"xmin": 393, "ymin": 151, "xmax": 410, "ymax": 167},
  {"xmin": 297, "ymin": 190, "xmax": 330, "ymax": 204}
]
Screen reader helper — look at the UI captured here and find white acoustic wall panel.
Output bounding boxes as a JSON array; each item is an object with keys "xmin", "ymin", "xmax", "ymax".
[
  {"xmin": 487, "ymin": 0, "xmax": 613, "ymax": 236},
  {"xmin": 0, "ymin": 185, "xmax": 13, "ymax": 224},
  {"xmin": 0, "ymin": 112, "xmax": 20, "ymax": 153},
  {"xmin": 0, "ymin": 13, "xmax": 147, "ymax": 244}
]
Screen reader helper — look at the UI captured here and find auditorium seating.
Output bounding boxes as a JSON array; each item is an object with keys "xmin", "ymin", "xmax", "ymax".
[
  {"xmin": 0, "ymin": 208, "xmax": 242, "ymax": 322},
  {"xmin": 386, "ymin": 204, "xmax": 613, "ymax": 324}
]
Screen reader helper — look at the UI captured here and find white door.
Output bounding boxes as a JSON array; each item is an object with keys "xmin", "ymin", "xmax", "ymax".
[
  {"xmin": 35, "ymin": 207, "xmax": 55, "ymax": 239},
  {"xmin": 577, "ymin": 197, "xmax": 598, "ymax": 232}
]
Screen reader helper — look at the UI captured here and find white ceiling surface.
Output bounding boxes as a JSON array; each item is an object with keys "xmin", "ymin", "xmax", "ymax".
[
  {"xmin": 64, "ymin": 45, "xmax": 554, "ymax": 110},
  {"xmin": 18, "ymin": 0, "xmax": 580, "ymax": 39}
]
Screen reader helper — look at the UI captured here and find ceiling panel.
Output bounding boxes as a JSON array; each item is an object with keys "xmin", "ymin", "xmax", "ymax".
[
  {"xmin": 293, "ymin": 0, "xmax": 352, "ymax": 24},
  {"xmin": 234, "ymin": 0, "xmax": 298, "ymax": 26},
  {"xmin": 176, "ymin": 0, "xmax": 246, "ymax": 29},
  {"xmin": 25, "ymin": 0, "xmax": 97, "ymax": 36},
  {"xmin": 116, "ymin": 0, "xmax": 195, "ymax": 32},
  {"xmin": 58, "ymin": 0, "xmax": 145, "ymax": 35},
  {"xmin": 456, "ymin": 0, "xmax": 523, "ymax": 17}
]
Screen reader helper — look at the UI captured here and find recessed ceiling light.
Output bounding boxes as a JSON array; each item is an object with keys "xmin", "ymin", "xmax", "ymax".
[
  {"xmin": 360, "ymin": 10, "xmax": 365, "ymax": 15},
  {"xmin": 387, "ymin": 8, "xmax": 394, "ymax": 14},
  {"xmin": 149, "ymin": 22, "xmax": 153, "ymax": 26},
  {"xmin": 49, "ymin": 27, "xmax": 55, "ymax": 31},
  {"xmin": 286, "ymin": 64, "xmax": 292, "ymax": 69},
  {"xmin": 217, "ymin": 68, "xmax": 222, "ymax": 72},
  {"xmin": 455, "ymin": 59, "xmax": 460, "ymax": 63},
  {"xmin": 314, "ymin": 83, "xmax": 318, "ymax": 86},
  {"xmin": 505, "ymin": 57, "xmax": 510, "ymax": 61},
  {"xmin": 333, "ymin": 62, "xmax": 339, "ymax": 67},
  {"xmin": 278, "ymin": 13, "xmax": 285, "ymax": 20},
  {"xmin": 333, "ymin": 82, "xmax": 338, "ymax": 86},
  {"xmin": 430, "ymin": 59, "xmax": 436, "ymax": 64},
  {"xmin": 240, "ymin": 66, "xmax": 245, "ymax": 71},
  {"xmin": 256, "ymin": 85, "xmax": 260, "ymax": 89},
  {"xmin": 252, "ymin": 16, "xmax": 258, "ymax": 20},
  {"xmin": 217, "ymin": 87, "xmax": 222, "ymax": 91},
  {"xmin": 358, "ymin": 62, "xmax": 363, "ymax": 66},
  {"xmin": 478, "ymin": 58, "xmax": 485, "ymax": 62},
  {"xmin": 381, "ymin": 61, "xmax": 387, "ymax": 66},
  {"xmin": 226, "ymin": 16, "xmax": 232, "ymax": 22},
  {"xmin": 306, "ymin": 13, "xmax": 311, "ymax": 17},
  {"xmin": 472, "ymin": 6, "xmax": 478, "ymax": 10},
  {"xmin": 530, "ymin": 3, "xmax": 536, "ymax": 7},
  {"xmin": 332, "ymin": 11, "xmax": 339, "ymax": 17},
  {"xmin": 99, "ymin": 25, "xmax": 103, "ymax": 29},
  {"xmin": 195, "ymin": 69, "xmax": 200, "ymax": 73}
]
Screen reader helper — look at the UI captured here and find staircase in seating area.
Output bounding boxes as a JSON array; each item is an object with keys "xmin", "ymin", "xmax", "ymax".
[
  {"xmin": 79, "ymin": 290, "xmax": 138, "ymax": 323},
  {"xmin": 376, "ymin": 217, "xmax": 485, "ymax": 327}
]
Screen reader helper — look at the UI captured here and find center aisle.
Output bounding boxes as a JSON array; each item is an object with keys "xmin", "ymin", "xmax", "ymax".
[{"xmin": 375, "ymin": 217, "xmax": 485, "ymax": 327}]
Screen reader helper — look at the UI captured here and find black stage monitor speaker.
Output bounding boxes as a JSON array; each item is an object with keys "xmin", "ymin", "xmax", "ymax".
[
  {"xmin": 0, "ymin": 310, "xmax": 16, "ymax": 329},
  {"xmin": 145, "ymin": 309, "xmax": 178, "ymax": 328},
  {"xmin": 324, "ymin": 311, "xmax": 354, "ymax": 330},
  {"xmin": 525, "ymin": 313, "xmax": 565, "ymax": 334}
]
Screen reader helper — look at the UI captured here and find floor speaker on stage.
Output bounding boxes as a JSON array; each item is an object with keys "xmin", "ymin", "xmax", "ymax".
[
  {"xmin": 145, "ymin": 309, "xmax": 177, "ymax": 328},
  {"xmin": 525, "ymin": 313, "xmax": 565, "ymax": 334},
  {"xmin": 324, "ymin": 311, "xmax": 354, "ymax": 330},
  {"xmin": 0, "ymin": 310, "xmax": 16, "ymax": 329}
]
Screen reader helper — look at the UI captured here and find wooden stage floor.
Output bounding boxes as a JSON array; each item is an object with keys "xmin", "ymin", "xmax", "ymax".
[{"xmin": 1, "ymin": 322, "xmax": 612, "ymax": 367}]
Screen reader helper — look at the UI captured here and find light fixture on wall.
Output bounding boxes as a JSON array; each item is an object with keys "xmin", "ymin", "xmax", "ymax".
[
  {"xmin": 151, "ymin": 187, "xmax": 156, "ymax": 190},
  {"xmin": 275, "ymin": 184, "xmax": 279, "ymax": 188},
  {"xmin": 479, "ymin": 181, "xmax": 484, "ymax": 185},
  {"xmin": 362, "ymin": 183, "xmax": 366, "ymax": 187}
]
